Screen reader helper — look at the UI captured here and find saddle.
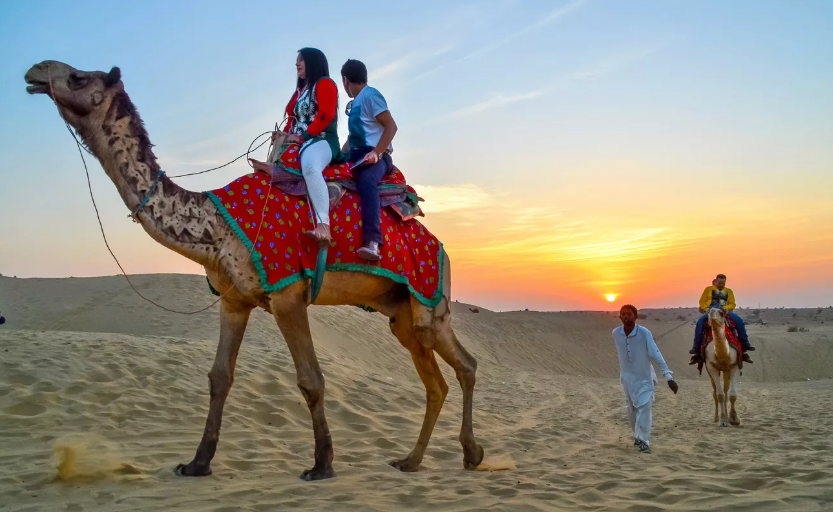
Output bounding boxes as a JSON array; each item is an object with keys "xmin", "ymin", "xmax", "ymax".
[
  {"xmin": 255, "ymin": 141, "xmax": 423, "ymax": 222},
  {"xmin": 697, "ymin": 315, "xmax": 745, "ymax": 374}
]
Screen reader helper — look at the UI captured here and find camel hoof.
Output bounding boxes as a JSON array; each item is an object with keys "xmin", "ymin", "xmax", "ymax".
[
  {"xmin": 389, "ymin": 458, "xmax": 421, "ymax": 472},
  {"xmin": 300, "ymin": 466, "xmax": 335, "ymax": 481},
  {"xmin": 719, "ymin": 422, "xmax": 730, "ymax": 428},
  {"xmin": 175, "ymin": 462, "xmax": 212, "ymax": 477},
  {"xmin": 464, "ymin": 444, "xmax": 485, "ymax": 470}
]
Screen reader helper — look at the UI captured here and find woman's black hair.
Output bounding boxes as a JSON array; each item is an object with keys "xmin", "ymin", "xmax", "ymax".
[{"xmin": 297, "ymin": 47, "xmax": 330, "ymax": 91}]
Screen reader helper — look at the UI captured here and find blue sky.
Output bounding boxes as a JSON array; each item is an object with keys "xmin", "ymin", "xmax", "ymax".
[{"xmin": 1, "ymin": 1, "xmax": 832, "ymax": 310}]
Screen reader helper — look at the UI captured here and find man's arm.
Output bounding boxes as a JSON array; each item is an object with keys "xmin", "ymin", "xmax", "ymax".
[
  {"xmin": 646, "ymin": 331, "xmax": 679, "ymax": 393},
  {"xmin": 725, "ymin": 288, "xmax": 736, "ymax": 311},
  {"xmin": 698, "ymin": 287, "xmax": 712, "ymax": 313},
  {"xmin": 645, "ymin": 327, "xmax": 675, "ymax": 377},
  {"xmin": 373, "ymin": 110, "xmax": 397, "ymax": 157}
]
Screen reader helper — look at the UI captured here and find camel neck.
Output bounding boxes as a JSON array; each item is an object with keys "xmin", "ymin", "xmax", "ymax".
[{"xmin": 84, "ymin": 91, "xmax": 220, "ymax": 265}]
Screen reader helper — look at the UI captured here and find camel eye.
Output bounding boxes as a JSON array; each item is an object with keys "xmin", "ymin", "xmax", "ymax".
[{"xmin": 69, "ymin": 74, "xmax": 90, "ymax": 89}]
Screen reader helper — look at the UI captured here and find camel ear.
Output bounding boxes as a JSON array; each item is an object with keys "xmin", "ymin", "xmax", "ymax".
[{"xmin": 104, "ymin": 67, "xmax": 121, "ymax": 87}]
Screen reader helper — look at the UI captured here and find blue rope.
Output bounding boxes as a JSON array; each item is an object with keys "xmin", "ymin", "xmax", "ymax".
[{"xmin": 131, "ymin": 170, "xmax": 165, "ymax": 217}]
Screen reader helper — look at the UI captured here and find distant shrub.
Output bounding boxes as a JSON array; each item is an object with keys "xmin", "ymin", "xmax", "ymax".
[
  {"xmin": 638, "ymin": 314, "xmax": 648, "ymax": 319},
  {"xmin": 799, "ymin": 327, "xmax": 810, "ymax": 332},
  {"xmin": 792, "ymin": 312, "xmax": 797, "ymax": 318},
  {"xmin": 787, "ymin": 326, "xmax": 798, "ymax": 332},
  {"xmin": 752, "ymin": 310, "xmax": 760, "ymax": 317},
  {"xmin": 676, "ymin": 314, "xmax": 687, "ymax": 321}
]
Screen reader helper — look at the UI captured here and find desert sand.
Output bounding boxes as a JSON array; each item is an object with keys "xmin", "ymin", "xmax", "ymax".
[{"xmin": 1, "ymin": 274, "xmax": 832, "ymax": 511}]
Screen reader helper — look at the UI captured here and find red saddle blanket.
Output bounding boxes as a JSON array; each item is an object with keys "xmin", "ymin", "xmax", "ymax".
[{"xmin": 206, "ymin": 173, "xmax": 444, "ymax": 306}]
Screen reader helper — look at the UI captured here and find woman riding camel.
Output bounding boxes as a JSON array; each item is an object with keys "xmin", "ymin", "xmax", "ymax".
[{"xmin": 275, "ymin": 48, "xmax": 344, "ymax": 247}]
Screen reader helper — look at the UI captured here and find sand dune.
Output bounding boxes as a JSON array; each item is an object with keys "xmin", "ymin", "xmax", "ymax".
[{"xmin": 1, "ymin": 274, "xmax": 832, "ymax": 511}]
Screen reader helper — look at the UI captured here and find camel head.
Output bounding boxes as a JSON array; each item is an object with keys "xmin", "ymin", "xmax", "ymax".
[
  {"xmin": 25, "ymin": 60, "xmax": 123, "ymax": 137},
  {"xmin": 707, "ymin": 307, "xmax": 726, "ymax": 329}
]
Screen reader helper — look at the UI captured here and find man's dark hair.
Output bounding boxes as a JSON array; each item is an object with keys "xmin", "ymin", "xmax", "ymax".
[
  {"xmin": 620, "ymin": 304, "xmax": 638, "ymax": 316},
  {"xmin": 716, "ymin": 274, "xmax": 727, "ymax": 280},
  {"xmin": 297, "ymin": 48, "xmax": 330, "ymax": 90},
  {"xmin": 341, "ymin": 59, "xmax": 368, "ymax": 84}
]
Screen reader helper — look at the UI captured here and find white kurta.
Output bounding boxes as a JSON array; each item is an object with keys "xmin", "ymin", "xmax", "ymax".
[{"xmin": 612, "ymin": 325, "xmax": 673, "ymax": 444}]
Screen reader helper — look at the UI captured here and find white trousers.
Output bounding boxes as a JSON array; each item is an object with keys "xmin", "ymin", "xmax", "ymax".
[
  {"xmin": 300, "ymin": 139, "xmax": 332, "ymax": 225},
  {"xmin": 626, "ymin": 396, "xmax": 653, "ymax": 444}
]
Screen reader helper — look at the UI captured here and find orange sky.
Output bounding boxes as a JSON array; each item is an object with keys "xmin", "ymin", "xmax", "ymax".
[{"xmin": 2, "ymin": 1, "xmax": 832, "ymax": 311}]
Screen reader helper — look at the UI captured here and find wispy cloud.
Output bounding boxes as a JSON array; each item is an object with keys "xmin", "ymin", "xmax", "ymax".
[
  {"xmin": 448, "ymin": 90, "xmax": 544, "ymax": 119},
  {"xmin": 569, "ymin": 45, "xmax": 663, "ymax": 81},
  {"xmin": 413, "ymin": 0, "xmax": 589, "ymax": 82},
  {"xmin": 413, "ymin": 184, "xmax": 492, "ymax": 213},
  {"xmin": 369, "ymin": 54, "xmax": 417, "ymax": 81},
  {"xmin": 430, "ymin": 41, "xmax": 662, "ymax": 122}
]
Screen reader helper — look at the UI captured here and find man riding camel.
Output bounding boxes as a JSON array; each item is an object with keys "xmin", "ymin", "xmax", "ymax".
[{"xmin": 689, "ymin": 274, "xmax": 754, "ymax": 365}]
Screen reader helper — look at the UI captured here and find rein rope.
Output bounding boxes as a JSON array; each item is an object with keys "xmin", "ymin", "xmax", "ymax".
[
  {"xmin": 654, "ymin": 318, "xmax": 694, "ymax": 341},
  {"xmin": 47, "ymin": 65, "xmax": 275, "ymax": 315},
  {"xmin": 130, "ymin": 170, "xmax": 164, "ymax": 219}
]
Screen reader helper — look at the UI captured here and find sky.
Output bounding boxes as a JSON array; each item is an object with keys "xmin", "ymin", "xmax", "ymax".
[{"xmin": 1, "ymin": 0, "xmax": 832, "ymax": 311}]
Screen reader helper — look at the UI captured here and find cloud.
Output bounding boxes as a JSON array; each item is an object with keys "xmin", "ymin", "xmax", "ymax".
[
  {"xmin": 429, "ymin": 42, "xmax": 661, "ymax": 123},
  {"xmin": 448, "ymin": 90, "xmax": 544, "ymax": 119},
  {"xmin": 414, "ymin": 0, "xmax": 588, "ymax": 82},
  {"xmin": 369, "ymin": 54, "xmax": 417, "ymax": 81},
  {"xmin": 413, "ymin": 184, "xmax": 492, "ymax": 213}
]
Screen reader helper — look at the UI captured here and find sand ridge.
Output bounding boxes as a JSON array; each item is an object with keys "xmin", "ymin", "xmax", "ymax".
[{"xmin": 1, "ymin": 275, "xmax": 832, "ymax": 511}]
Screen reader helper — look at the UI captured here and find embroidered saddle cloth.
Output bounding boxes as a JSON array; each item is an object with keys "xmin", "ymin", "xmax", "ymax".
[{"xmin": 206, "ymin": 172, "xmax": 444, "ymax": 306}]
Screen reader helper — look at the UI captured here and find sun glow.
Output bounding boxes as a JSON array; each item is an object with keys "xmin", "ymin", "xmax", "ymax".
[{"xmin": 605, "ymin": 294, "xmax": 617, "ymax": 302}]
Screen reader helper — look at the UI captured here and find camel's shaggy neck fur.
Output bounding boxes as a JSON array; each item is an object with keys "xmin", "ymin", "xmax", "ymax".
[{"xmin": 79, "ymin": 90, "xmax": 220, "ymax": 265}]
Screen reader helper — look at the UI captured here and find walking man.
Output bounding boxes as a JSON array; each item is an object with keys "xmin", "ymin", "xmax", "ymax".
[{"xmin": 613, "ymin": 304, "xmax": 678, "ymax": 453}]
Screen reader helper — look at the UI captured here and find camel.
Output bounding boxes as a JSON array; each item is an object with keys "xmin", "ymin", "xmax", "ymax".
[
  {"xmin": 704, "ymin": 308, "xmax": 741, "ymax": 427},
  {"xmin": 24, "ymin": 60, "xmax": 484, "ymax": 481}
]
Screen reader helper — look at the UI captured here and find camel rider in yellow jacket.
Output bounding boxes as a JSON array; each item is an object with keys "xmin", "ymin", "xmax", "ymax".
[{"xmin": 689, "ymin": 274, "xmax": 754, "ymax": 364}]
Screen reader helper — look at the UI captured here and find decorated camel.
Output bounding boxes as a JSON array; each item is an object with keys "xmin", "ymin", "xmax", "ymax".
[
  {"xmin": 24, "ymin": 60, "xmax": 484, "ymax": 480},
  {"xmin": 703, "ymin": 308, "xmax": 742, "ymax": 427}
]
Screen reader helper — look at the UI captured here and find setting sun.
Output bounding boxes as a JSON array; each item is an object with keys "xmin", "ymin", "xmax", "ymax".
[{"xmin": 605, "ymin": 294, "xmax": 617, "ymax": 302}]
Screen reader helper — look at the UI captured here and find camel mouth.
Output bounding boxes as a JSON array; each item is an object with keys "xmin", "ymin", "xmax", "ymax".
[{"xmin": 24, "ymin": 75, "xmax": 49, "ymax": 95}]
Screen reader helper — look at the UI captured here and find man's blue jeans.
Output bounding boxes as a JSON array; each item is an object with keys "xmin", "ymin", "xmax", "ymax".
[
  {"xmin": 692, "ymin": 311, "xmax": 749, "ymax": 352},
  {"xmin": 350, "ymin": 147, "xmax": 392, "ymax": 245}
]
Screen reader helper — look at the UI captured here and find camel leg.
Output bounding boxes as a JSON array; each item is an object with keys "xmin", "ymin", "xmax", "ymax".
[
  {"xmin": 707, "ymin": 365, "xmax": 729, "ymax": 427},
  {"xmin": 271, "ymin": 292, "xmax": 334, "ymax": 481},
  {"xmin": 411, "ymin": 297, "xmax": 484, "ymax": 469},
  {"xmin": 710, "ymin": 377, "xmax": 719, "ymax": 423},
  {"xmin": 389, "ymin": 306, "xmax": 449, "ymax": 471},
  {"xmin": 176, "ymin": 299, "xmax": 253, "ymax": 476},
  {"xmin": 727, "ymin": 368, "xmax": 741, "ymax": 426}
]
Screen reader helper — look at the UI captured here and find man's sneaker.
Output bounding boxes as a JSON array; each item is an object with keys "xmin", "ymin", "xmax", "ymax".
[
  {"xmin": 742, "ymin": 353, "xmax": 753, "ymax": 364},
  {"xmin": 636, "ymin": 440, "xmax": 652, "ymax": 454},
  {"xmin": 357, "ymin": 242, "xmax": 382, "ymax": 262},
  {"xmin": 689, "ymin": 348, "xmax": 699, "ymax": 355},
  {"xmin": 689, "ymin": 354, "xmax": 702, "ymax": 365},
  {"xmin": 744, "ymin": 346, "xmax": 756, "ymax": 351}
]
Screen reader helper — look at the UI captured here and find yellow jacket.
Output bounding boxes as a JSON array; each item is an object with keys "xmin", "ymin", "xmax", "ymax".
[{"xmin": 699, "ymin": 286, "xmax": 736, "ymax": 312}]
